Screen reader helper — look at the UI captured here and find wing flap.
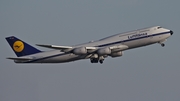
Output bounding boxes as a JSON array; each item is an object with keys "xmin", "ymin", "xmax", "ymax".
[
  {"xmin": 36, "ymin": 44, "xmax": 98, "ymax": 52},
  {"xmin": 110, "ymin": 45, "xmax": 128, "ymax": 52},
  {"xmin": 36, "ymin": 44, "xmax": 73, "ymax": 50},
  {"xmin": 85, "ymin": 46, "xmax": 97, "ymax": 50}
]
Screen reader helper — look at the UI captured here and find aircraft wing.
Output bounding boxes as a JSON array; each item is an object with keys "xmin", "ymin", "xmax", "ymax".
[
  {"xmin": 37, "ymin": 44, "xmax": 128, "ymax": 52},
  {"xmin": 6, "ymin": 57, "xmax": 33, "ymax": 60}
]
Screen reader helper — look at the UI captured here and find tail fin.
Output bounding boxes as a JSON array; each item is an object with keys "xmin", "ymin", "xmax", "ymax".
[{"xmin": 6, "ymin": 36, "xmax": 41, "ymax": 57}]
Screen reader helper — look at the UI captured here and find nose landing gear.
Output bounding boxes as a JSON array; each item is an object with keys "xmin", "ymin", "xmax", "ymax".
[
  {"xmin": 161, "ymin": 43, "xmax": 165, "ymax": 47},
  {"xmin": 158, "ymin": 39, "xmax": 167, "ymax": 47}
]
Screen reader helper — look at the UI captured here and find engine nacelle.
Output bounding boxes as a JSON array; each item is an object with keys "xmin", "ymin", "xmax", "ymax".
[
  {"xmin": 97, "ymin": 47, "xmax": 111, "ymax": 56},
  {"xmin": 73, "ymin": 47, "xmax": 87, "ymax": 55},
  {"xmin": 110, "ymin": 51, "xmax": 123, "ymax": 58}
]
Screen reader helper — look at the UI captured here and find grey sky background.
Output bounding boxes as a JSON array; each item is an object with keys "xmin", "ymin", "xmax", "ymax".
[{"xmin": 0, "ymin": 0, "xmax": 180, "ymax": 101}]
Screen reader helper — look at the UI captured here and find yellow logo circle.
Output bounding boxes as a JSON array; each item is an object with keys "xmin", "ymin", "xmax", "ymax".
[{"xmin": 13, "ymin": 41, "xmax": 24, "ymax": 52}]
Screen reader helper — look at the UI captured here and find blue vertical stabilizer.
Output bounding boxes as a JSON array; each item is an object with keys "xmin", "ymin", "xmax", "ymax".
[{"xmin": 6, "ymin": 36, "xmax": 41, "ymax": 57}]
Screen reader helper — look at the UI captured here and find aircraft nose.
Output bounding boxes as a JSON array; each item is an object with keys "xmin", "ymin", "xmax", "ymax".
[{"xmin": 170, "ymin": 30, "xmax": 173, "ymax": 35}]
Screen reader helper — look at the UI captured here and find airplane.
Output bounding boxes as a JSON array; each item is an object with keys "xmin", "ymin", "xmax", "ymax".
[{"xmin": 5, "ymin": 26, "xmax": 173, "ymax": 64}]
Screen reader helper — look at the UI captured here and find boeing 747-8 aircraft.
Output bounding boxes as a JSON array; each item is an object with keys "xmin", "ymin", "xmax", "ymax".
[{"xmin": 6, "ymin": 26, "xmax": 173, "ymax": 64}]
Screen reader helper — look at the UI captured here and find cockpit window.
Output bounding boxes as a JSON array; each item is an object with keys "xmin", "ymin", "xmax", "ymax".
[{"xmin": 157, "ymin": 26, "xmax": 162, "ymax": 29}]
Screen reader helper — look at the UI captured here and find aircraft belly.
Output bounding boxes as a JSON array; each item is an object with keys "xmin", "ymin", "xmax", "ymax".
[
  {"xmin": 38, "ymin": 53, "xmax": 83, "ymax": 63},
  {"xmin": 150, "ymin": 34, "xmax": 171, "ymax": 43},
  {"xmin": 124, "ymin": 37, "xmax": 151, "ymax": 49}
]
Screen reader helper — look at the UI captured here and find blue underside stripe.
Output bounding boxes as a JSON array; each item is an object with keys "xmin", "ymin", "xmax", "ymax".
[{"xmin": 24, "ymin": 31, "xmax": 170, "ymax": 63}]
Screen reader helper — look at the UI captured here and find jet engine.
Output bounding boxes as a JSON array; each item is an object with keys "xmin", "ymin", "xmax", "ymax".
[
  {"xmin": 97, "ymin": 47, "xmax": 111, "ymax": 55},
  {"xmin": 73, "ymin": 47, "xmax": 87, "ymax": 55},
  {"xmin": 110, "ymin": 51, "xmax": 123, "ymax": 58}
]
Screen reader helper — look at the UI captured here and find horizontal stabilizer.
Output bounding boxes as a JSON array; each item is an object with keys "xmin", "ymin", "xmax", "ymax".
[{"xmin": 6, "ymin": 57, "xmax": 33, "ymax": 60}]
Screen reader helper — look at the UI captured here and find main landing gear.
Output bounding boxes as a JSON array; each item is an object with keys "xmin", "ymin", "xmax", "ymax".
[
  {"xmin": 99, "ymin": 59, "xmax": 104, "ymax": 64},
  {"xmin": 90, "ymin": 58, "xmax": 98, "ymax": 63},
  {"xmin": 90, "ymin": 54, "xmax": 105, "ymax": 64},
  {"xmin": 90, "ymin": 58, "xmax": 104, "ymax": 64}
]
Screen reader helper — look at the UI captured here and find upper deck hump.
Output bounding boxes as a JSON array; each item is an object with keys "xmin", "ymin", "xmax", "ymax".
[{"xmin": 98, "ymin": 26, "xmax": 159, "ymax": 41}]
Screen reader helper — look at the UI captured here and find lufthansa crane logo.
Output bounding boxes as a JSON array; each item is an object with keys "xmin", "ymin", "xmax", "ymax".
[{"xmin": 13, "ymin": 41, "xmax": 24, "ymax": 52}]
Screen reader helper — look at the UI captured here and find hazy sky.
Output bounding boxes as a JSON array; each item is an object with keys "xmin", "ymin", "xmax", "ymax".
[{"xmin": 0, "ymin": 0, "xmax": 180, "ymax": 101}]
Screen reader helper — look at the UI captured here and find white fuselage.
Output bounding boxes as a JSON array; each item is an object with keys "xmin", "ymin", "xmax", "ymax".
[{"xmin": 15, "ymin": 26, "xmax": 172, "ymax": 63}]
